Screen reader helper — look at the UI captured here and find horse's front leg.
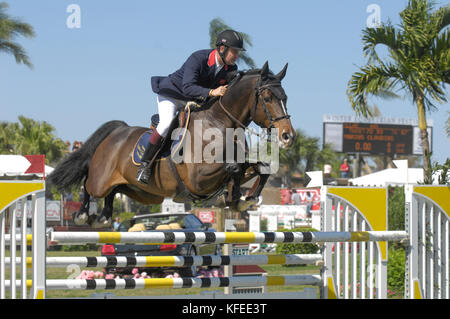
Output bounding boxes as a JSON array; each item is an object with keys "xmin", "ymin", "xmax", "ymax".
[{"xmin": 237, "ymin": 162, "xmax": 270, "ymax": 212}]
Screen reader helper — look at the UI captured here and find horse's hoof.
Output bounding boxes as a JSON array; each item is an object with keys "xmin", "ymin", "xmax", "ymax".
[
  {"xmin": 237, "ymin": 198, "xmax": 258, "ymax": 212},
  {"xmin": 73, "ymin": 212, "xmax": 88, "ymax": 225},
  {"xmin": 87, "ymin": 214, "xmax": 98, "ymax": 226},
  {"xmin": 92, "ymin": 216, "xmax": 112, "ymax": 229}
]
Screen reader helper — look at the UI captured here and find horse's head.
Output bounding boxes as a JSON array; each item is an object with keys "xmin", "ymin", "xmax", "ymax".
[{"xmin": 251, "ymin": 61, "xmax": 295, "ymax": 148}]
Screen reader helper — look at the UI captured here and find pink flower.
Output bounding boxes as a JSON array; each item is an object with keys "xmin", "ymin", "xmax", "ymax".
[
  {"xmin": 173, "ymin": 272, "xmax": 179, "ymax": 278},
  {"xmin": 165, "ymin": 274, "xmax": 174, "ymax": 278},
  {"xmin": 95, "ymin": 271, "xmax": 104, "ymax": 279},
  {"xmin": 131, "ymin": 268, "xmax": 139, "ymax": 275},
  {"xmin": 105, "ymin": 274, "xmax": 115, "ymax": 280}
]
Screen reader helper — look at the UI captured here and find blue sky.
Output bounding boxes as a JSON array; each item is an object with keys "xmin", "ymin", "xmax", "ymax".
[{"xmin": 1, "ymin": 0, "xmax": 449, "ymax": 164}]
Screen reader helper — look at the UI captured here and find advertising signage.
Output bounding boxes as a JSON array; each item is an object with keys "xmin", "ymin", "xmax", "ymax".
[{"xmin": 323, "ymin": 115, "xmax": 432, "ymax": 156}]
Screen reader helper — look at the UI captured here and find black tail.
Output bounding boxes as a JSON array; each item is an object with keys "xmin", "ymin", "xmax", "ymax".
[{"xmin": 47, "ymin": 120, "xmax": 128, "ymax": 192}]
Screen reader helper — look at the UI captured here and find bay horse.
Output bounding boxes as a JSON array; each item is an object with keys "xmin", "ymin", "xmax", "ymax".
[{"xmin": 48, "ymin": 61, "xmax": 295, "ymax": 228}]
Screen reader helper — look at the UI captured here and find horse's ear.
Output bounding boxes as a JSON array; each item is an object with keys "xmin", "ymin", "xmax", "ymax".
[
  {"xmin": 275, "ymin": 63, "xmax": 288, "ymax": 81},
  {"xmin": 260, "ymin": 61, "xmax": 269, "ymax": 78}
]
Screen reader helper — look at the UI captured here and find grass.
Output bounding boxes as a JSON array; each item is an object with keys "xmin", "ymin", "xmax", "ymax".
[{"xmin": 3, "ymin": 249, "xmax": 321, "ymax": 299}]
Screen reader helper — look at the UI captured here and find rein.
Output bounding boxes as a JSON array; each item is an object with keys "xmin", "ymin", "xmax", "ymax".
[{"xmin": 218, "ymin": 74, "xmax": 290, "ymax": 136}]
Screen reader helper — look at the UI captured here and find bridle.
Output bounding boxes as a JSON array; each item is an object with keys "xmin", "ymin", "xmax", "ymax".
[{"xmin": 218, "ymin": 73, "xmax": 291, "ymax": 132}]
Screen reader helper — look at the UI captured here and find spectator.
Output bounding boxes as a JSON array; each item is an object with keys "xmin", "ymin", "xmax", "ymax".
[
  {"xmin": 113, "ymin": 217, "xmax": 122, "ymax": 231},
  {"xmin": 72, "ymin": 141, "xmax": 80, "ymax": 152},
  {"xmin": 324, "ymin": 164, "xmax": 332, "ymax": 179},
  {"xmin": 305, "ymin": 191, "xmax": 313, "ymax": 218},
  {"xmin": 340, "ymin": 159, "xmax": 350, "ymax": 178},
  {"xmin": 282, "ymin": 189, "xmax": 292, "ymax": 205},
  {"xmin": 291, "ymin": 189, "xmax": 301, "ymax": 205},
  {"xmin": 65, "ymin": 141, "xmax": 71, "ymax": 153}
]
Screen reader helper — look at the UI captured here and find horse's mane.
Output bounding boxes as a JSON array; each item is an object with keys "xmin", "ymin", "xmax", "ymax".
[
  {"xmin": 193, "ymin": 69, "xmax": 258, "ymax": 109},
  {"xmin": 196, "ymin": 68, "xmax": 277, "ymax": 110}
]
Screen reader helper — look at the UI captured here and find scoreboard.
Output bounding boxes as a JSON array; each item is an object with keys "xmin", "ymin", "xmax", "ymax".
[
  {"xmin": 342, "ymin": 123, "xmax": 413, "ymax": 155},
  {"xmin": 323, "ymin": 115, "xmax": 433, "ymax": 156}
]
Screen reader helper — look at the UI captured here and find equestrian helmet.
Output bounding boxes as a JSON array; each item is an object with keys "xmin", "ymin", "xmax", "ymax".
[{"xmin": 215, "ymin": 30, "xmax": 246, "ymax": 51}]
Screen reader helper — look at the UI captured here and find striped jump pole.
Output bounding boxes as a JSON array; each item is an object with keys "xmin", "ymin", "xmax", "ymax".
[
  {"xmin": 5, "ymin": 254, "xmax": 323, "ymax": 268},
  {"xmin": 6, "ymin": 274, "xmax": 322, "ymax": 291},
  {"xmin": 50, "ymin": 231, "xmax": 408, "ymax": 245}
]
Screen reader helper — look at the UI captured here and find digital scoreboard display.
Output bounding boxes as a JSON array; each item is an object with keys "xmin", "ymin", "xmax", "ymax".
[
  {"xmin": 342, "ymin": 123, "xmax": 413, "ymax": 155},
  {"xmin": 322, "ymin": 115, "xmax": 432, "ymax": 156}
]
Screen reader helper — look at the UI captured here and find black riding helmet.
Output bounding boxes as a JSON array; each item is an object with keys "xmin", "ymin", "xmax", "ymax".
[{"xmin": 215, "ymin": 29, "xmax": 246, "ymax": 66}]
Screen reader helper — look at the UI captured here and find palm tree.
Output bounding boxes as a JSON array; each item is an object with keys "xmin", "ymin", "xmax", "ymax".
[
  {"xmin": 347, "ymin": 0, "xmax": 449, "ymax": 175},
  {"xmin": 209, "ymin": 17, "xmax": 256, "ymax": 69},
  {"xmin": 279, "ymin": 129, "xmax": 338, "ymax": 186},
  {"xmin": 0, "ymin": 2, "xmax": 35, "ymax": 68},
  {"xmin": 1, "ymin": 116, "xmax": 67, "ymax": 165}
]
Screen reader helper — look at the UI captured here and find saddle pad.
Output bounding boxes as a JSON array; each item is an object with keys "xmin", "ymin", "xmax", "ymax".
[
  {"xmin": 131, "ymin": 107, "xmax": 191, "ymax": 166},
  {"xmin": 132, "ymin": 112, "xmax": 190, "ymax": 166}
]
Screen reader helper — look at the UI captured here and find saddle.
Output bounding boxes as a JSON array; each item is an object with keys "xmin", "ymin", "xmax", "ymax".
[
  {"xmin": 132, "ymin": 107, "xmax": 190, "ymax": 166},
  {"xmin": 131, "ymin": 103, "xmax": 218, "ymax": 203}
]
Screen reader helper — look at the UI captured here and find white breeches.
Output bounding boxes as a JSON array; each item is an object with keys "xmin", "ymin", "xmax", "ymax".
[{"xmin": 156, "ymin": 95, "xmax": 185, "ymax": 137}]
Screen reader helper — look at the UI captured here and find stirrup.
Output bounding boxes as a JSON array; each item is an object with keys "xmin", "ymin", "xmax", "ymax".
[{"xmin": 136, "ymin": 162, "xmax": 152, "ymax": 184}]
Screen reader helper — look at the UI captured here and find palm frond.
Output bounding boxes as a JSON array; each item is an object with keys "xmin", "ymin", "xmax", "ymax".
[
  {"xmin": 362, "ymin": 23, "xmax": 399, "ymax": 63},
  {"xmin": 0, "ymin": 39, "xmax": 33, "ymax": 68},
  {"xmin": 347, "ymin": 62, "xmax": 401, "ymax": 117},
  {"xmin": 0, "ymin": 2, "xmax": 35, "ymax": 68}
]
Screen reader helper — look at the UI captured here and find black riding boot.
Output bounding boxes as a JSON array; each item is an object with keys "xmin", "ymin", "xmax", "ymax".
[{"xmin": 136, "ymin": 142, "xmax": 161, "ymax": 184}]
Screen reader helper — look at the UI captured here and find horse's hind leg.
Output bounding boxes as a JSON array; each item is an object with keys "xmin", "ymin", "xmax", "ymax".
[
  {"xmin": 92, "ymin": 188, "xmax": 118, "ymax": 229},
  {"xmin": 73, "ymin": 185, "xmax": 93, "ymax": 225}
]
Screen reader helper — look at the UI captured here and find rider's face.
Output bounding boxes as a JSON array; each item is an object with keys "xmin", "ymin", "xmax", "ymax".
[{"xmin": 219, "ymin": 46, "xmax": 240, "ymax": 65}]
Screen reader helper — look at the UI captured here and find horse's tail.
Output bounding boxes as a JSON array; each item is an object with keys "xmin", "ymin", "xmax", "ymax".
[{"xmin": 47, "ymin": 120, "xmax": 128, "ymax": 192}]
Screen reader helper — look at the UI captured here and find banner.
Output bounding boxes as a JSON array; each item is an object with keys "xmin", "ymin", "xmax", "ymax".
[
  {"xmin": 198, "ymin": 211, "xmax": 215, "ymax": 223},
  {"xmin": 280, "ymin": 188, "xmax": 321, "ymax": 210}
]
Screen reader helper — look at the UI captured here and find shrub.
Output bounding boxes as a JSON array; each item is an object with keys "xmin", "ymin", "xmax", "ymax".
[
  {"xmin": 275, "ymin": 227, "xmax": 320, "ymax": 264},
  {"xmin": 387, "ymin": 247, "xmax": 405, "ymax": 297},
  {"xmin": 61, "ymin": 244, "xmax": 98, "ymax": 252}
]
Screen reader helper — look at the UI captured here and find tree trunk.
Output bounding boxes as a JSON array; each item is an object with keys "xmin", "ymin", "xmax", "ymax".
[{"xmin": 416, "ymin": 96, "xmax": 431, "ymax": 181}]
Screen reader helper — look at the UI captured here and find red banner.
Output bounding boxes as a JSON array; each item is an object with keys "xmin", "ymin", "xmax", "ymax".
[
  {"xmin": 280, "ymin": 188, "xmax": 321, "ymax": 210},
  {"xmin": 64, "ymin": 201, "xmax": 81, "ymax": 220},
  {"xmin": 198, "ymin": 211, "xmax": 215, "ymax": 223}
]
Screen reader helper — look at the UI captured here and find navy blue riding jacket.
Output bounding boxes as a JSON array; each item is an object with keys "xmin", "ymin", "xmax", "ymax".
[{"xmin": 151, "ymin": 49, "xmax": 238, "ymax": 102}]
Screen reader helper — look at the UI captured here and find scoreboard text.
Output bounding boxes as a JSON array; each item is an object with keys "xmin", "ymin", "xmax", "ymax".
[{"xmin": 342, "ymin": 123, "xmax": 413, "ymax": 155}]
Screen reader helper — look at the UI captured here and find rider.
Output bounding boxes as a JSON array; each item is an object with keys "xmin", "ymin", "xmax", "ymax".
[{"xmin": 137, "ymin": 29, "xmax": 246, "ymax": 184}]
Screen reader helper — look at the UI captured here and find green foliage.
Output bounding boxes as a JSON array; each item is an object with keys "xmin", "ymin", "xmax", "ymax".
[
  {"xmin": 0, "ymin": 2, "xmax": 36, "ymax": 68},
  {"xmin": 387, "ymin": 247, "xmax": 405, "ymax": 297},
  {"xmin": 347, "ymin": 0, "xmax": 449, "ymax": 172},
  {"xmin": 278, "ymin": 129, "xmax": 340, "ymax": 185},
  {"xmin": 275, "ymin": 228, "xmax": 320, "ymax": 261},
  {"xmin": 0, "ymin": 116, "xmax": 67, "ymax": 165},
  {"xmin": 209, "ymin": 17, "xmax": 256, "ymax": 69},
  {"xmin": 61, "ymin": 244, "xmax": 98, "ymax": 252},
  {"xmin": 423, "ymin": 157, "xmax": 450, "ymax": 185},
  {"xmin": 260, "ymin": 219, "xmax": 268, "ymax": 231},
  {"xmin": 388, "ymin": 186, "xmax": 405, "ymax": 232}
]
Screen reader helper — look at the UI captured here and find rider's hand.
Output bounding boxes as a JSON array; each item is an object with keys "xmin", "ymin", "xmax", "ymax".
[{"xmin": 209, "ymin": 85, "xmax": 228, "ymax": 97}]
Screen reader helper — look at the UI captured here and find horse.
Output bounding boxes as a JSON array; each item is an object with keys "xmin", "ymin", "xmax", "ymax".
[{"xmin": 48, "ymin": 61, "xmax": 295, "ymax": 228}]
